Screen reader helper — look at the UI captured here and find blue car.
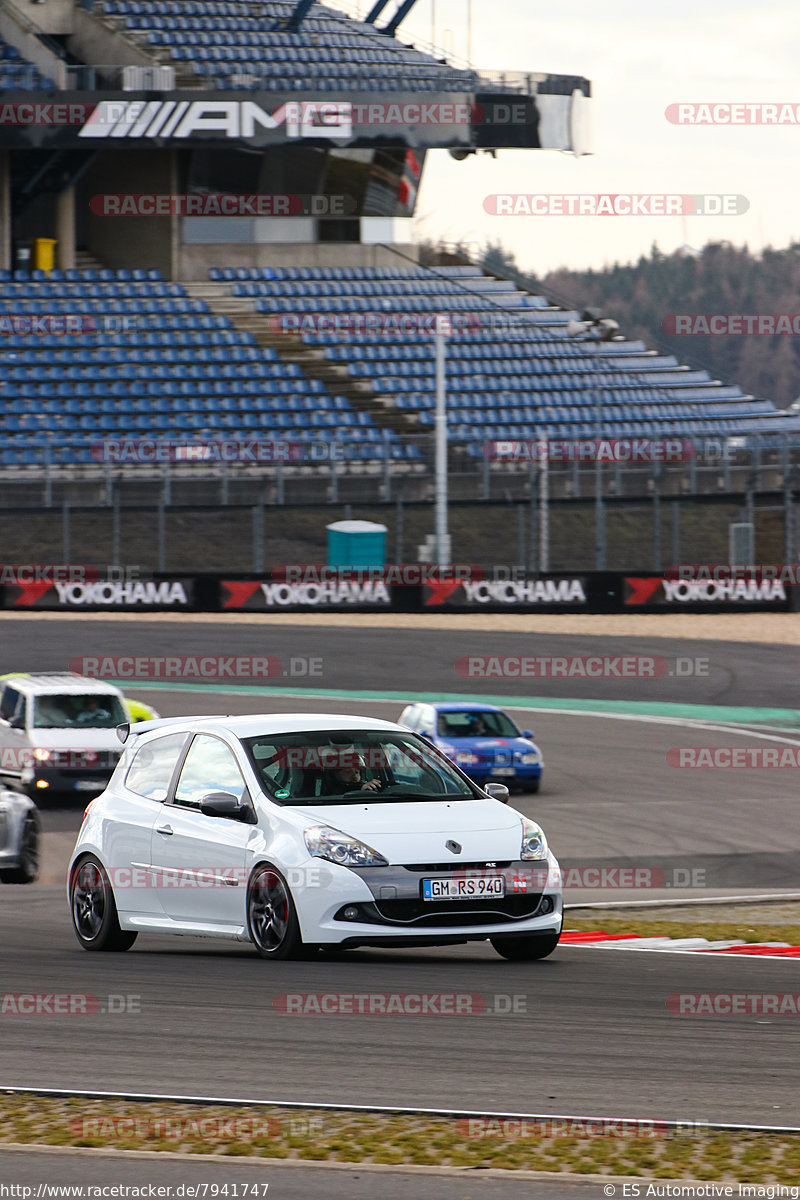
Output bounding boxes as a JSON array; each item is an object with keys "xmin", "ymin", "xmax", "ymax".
[{"xmin": 397, "ymin": 702, "xmax": 543, "ymax": 793}]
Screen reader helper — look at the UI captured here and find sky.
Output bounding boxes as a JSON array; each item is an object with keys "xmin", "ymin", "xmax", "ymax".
[{"xmin": 340, "ymin": 0, "xmax": 800, "ymax": 274}]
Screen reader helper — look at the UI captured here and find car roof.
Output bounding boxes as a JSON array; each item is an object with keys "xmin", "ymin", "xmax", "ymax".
[
  {"xmin": 130, "ymin": 712, "xmax": 406, "ymax": 740},
  {"xmin": 430, "ymin": 702, "xmax": 503, "ymax": 714},
  {"xmin": 0, "ymin": 672, "xmax": 124, "ymax": 696}
]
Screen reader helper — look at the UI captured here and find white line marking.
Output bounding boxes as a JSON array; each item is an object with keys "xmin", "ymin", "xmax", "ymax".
[{"xmin": 0, "ymin": 1085, "xmax": 796, "ymax": 1132}]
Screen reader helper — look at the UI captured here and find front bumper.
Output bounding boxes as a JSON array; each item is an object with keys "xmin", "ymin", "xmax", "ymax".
[
  {"xmin": 20, "ymin": 766, "xmax": 112, "ymax": 795},
  {"xmin": 296, "ymin": 853, "xmax": 562, "ymax": 946},
  {"xmin": 463, "ymin": 765, "xmax": 543, "ymax": 785}
]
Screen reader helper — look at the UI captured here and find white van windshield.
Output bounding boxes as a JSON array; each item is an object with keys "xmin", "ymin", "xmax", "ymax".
[{"xmin": 32, "ymin": 694, "xmax": 126, "ymax": 729}]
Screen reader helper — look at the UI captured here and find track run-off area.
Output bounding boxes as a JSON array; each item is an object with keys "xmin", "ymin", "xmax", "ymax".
[{"xmin": 2, "ymin": 612, "xmax": 800, "ymax": 1131}]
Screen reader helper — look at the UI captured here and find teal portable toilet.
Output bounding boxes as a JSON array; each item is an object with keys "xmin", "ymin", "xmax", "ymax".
[{"xmin": 327, "ymin": 520, "xmax": 387, "ymax": 568}]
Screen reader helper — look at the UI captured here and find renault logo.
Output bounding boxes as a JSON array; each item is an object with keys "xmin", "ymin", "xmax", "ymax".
[{"xmin": 446, "ymin": 840, "xmax": 462, "ymax": 854}]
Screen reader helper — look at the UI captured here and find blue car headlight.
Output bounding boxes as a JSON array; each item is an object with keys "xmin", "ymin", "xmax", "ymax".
[{"xmin": 455, "ymin": 751, "xmax": 480, "ymax": 766}]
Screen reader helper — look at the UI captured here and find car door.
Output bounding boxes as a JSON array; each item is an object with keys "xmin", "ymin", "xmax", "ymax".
[
  {"xmin": 0, "ymin": 687, "xmax": 28, "ymax": 782},
  {"xmin": 149, "ymin": 733, "xmax": 256, "ymax": 928},
  {"xmin": 111, "ymin": 730, "xmax": 191, "ymax": 917}
]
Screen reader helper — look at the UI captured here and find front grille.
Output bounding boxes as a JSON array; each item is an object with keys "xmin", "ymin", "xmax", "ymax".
[
  {"xmin": 336, "ymin": 895, "xmax": 544, "ymax": 928},
  {"xmin": 402, "ymin": 861, "xmax": 512, "ymax": 873}
]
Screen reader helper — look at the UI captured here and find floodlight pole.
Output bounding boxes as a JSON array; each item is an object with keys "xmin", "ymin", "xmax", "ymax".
[
  {"xmin": 568, "ymin": 319, "xmax": 609, "ymax": 571},
  {"xmin": 593, "ymin": 351, "xmax": 605, "ymax": 570},
  {"xmin": 537, "ymin": 427, "xmax": 549, "ymax": 572},
  {"xmin": 434, "ymin": 324, "xmax": 450, "ymax": 566}
]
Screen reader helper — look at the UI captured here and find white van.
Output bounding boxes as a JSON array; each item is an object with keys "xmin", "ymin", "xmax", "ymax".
[{"xmin": 0, "ymin": 673, "xmax": 128, "ymax": 799}]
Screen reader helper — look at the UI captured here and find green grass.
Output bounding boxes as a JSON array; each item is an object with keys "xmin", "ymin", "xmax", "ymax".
[
  {"xmin": 0, "ymin": 1095, "xmax": 796, "ymax": 1182},
  {"xmin": 565, "ymin": 918, "xmax": 800, "ymax": 943}
]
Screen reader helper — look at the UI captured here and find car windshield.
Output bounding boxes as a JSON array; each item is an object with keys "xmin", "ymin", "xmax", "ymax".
[
  {"xmin": 242, "ymin": 730, "xmax": 477, "ymax": 805},
  {"xmin": 436, "ymin": 710, "xmax": 521, "ymax": 739},
  {"xmin": 32, "ymin": 694, "xmax": 126, "ymax": 729}
]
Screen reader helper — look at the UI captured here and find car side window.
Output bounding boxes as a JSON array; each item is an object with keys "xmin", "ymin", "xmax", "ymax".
[
  {"xmin": 125, "ymin": 733, "xmax": 188, "ymax": 802},
  {"xmin": 0, "ymin": 687, "xmax": 23, "ymax": 724},
  {"xmin": 173, "ymin": 734, "xmax": 246, "ymax": 811}
]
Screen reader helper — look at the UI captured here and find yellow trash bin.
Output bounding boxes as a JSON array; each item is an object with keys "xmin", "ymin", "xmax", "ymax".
[{"xmin": 33, "ymin": 237, "xmax": 57, "ymax": 273}]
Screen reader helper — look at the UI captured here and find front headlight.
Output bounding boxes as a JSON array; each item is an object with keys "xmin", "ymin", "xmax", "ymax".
[
  {"xmin": 520, "ymin": 752, "xmax": 541, "ymax": 765},
  {"xmin": 456, "ymin": 751, "xmax": 480, "ymax": 766},
  {"xmin": 520, "ymin": 816, "xmax": 548, "ymax": 860},
  {"xmin": 33, "ymin": 748, "xmax": 51, "ymax": 763},
  {"xmin": 304, "ymin": 824, "xmax": 388, "ymax": 868}
]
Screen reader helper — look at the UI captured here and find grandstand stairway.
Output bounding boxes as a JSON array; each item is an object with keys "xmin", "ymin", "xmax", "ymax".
[
  {"xmin": 92, "ymin": 5, "xmax": 199, "ymax": 86},
  {"xmin": 184, "ymin": 282, "xmax": 421, "ymax": 437},
  {"xmin": 74, "ymin": 250, "xmax": 109, "ymax": 274}
]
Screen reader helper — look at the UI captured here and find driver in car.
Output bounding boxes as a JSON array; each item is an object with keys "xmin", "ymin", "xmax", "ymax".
[
  {"xmin": 321, "ymin": 752, "xmax": 383, "ymax": 794},
  {"xmin": 75, "ymin": 697, "xmax": 112, "ymax": 724}
]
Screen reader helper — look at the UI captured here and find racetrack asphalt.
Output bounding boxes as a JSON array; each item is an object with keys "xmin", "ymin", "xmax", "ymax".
[
  {"xmin": 2, "ymin": 617, "xmax": 800, "ymax": 1141},
  {"xmin": 3, "ymin": 617, "xmax": 797, "ymax": 710},
  {"xmin": 2, "ymin": 886, "xmax": 800, "ymax": 1126},
  {"xmin": 0, "ymin": 1145, "xmax": 625, "ymax": 1198}
]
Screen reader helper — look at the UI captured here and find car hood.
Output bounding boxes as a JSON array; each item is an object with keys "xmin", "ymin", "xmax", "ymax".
[
  {"xmin": 27, "ymin": 729, "xmax": 122, "ymax": 752},
  {"xmin": 297, "ymin": 797, "xmax": 524, "ymax": 863},
  {"xmin": 438, "ymin": 736, "xmax": 540, "ymax": 755}
]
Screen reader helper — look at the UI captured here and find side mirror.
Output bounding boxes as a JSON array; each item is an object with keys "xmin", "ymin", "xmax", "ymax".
[
  {"xmin": 521, "ymin": 730, "xmax": 534, "ymax": 739},
  {"xmin": 8, "ymin": 716, "xmax": 25, "ymax": 730},
  {"xmin": 200, "ymin": 791, "xmax": 246, "ymax": 820},
  {"xmin": 484, "ymin": 782, "xmax": 510, "ymax": 803}
]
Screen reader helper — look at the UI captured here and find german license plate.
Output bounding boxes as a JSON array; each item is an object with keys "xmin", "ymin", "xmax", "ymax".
[
  {"xmin": 74, "ymin": 779, "xmax": 105, "ymax": 791},
  {"xmin": 422, "ymin": 876, "xmax": 505, "ymax": 900},
  {"xmin": 491, "ymin": 767, "xmax": 515, "ymax": 777}
]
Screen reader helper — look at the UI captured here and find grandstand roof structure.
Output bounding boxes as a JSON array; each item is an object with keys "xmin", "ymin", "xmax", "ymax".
[{"xmin": 0, "ymin": 0, "xmax": 794, "ymax": 488}]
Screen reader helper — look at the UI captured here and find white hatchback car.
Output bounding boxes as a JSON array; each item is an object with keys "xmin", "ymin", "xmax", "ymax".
[{"xmin": 67, "ymin": 714, "xmax": 562, "ymax": 961}]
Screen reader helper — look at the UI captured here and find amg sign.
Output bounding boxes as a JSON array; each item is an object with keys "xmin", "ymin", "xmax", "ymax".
[
  {"xmin": 79, "ymin": 99, "xmax": 353, "ymax": 141},
  {"xmin": 0, "ymin": 86, "xmax": 580, "ymax": 151}
]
